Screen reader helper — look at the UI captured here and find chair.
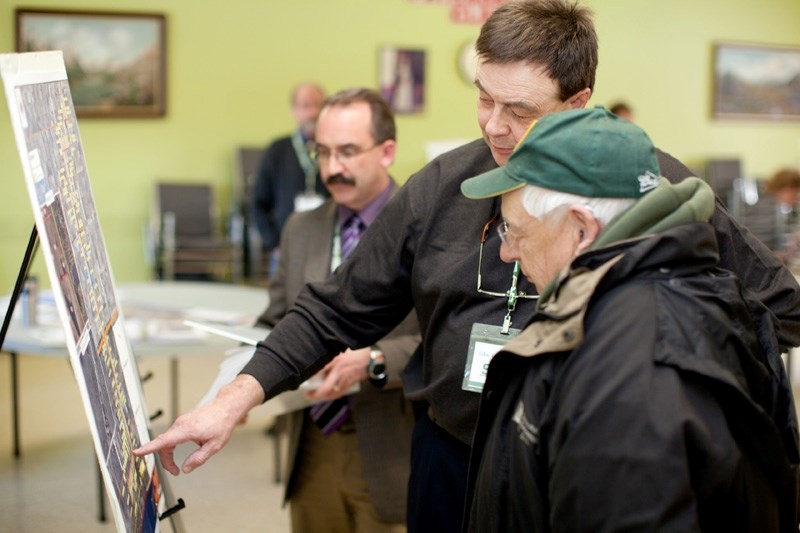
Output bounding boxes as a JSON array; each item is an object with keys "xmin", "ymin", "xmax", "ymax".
[
  {"xmin": 151, "ymin": 182, "xmax": 244, "ymax": 282},
  {"xmin": 734, "ymin": 180, "xmax": 782, "ymax": 248},
  {"xmin": 234, "ymin": 147, "xmax": 270, "ymax": 284},
  {"xmin": 705, "ymin": 158, "xmax": 742, "ymax": 212},
  {"xmin": 706, "ymin": 159, "xmax": 783, "ymax": 250}
]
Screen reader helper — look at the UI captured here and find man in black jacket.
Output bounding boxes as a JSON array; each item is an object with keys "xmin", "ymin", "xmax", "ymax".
[
  {"xmin": 251, "ymin": 82, "xmax": 328, "ymax": 274},
  {"xmin": 137, "ymin": 1, "xmax": 800, "ymax": 531},
  {"xmin": 461, "ymin": 106, "xmax": 799, "ymax": 531}
]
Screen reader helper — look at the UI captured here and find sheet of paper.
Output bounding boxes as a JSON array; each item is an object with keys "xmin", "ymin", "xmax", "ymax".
[{"xmin": 197, "ymin": 345, "xmax": 359, "ymax": 418}]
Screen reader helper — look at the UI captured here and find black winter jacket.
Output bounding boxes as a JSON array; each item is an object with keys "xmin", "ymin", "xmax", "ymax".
[{"xmin": 467, "ymin": 223, "xmax": 800, "ymax": 532}]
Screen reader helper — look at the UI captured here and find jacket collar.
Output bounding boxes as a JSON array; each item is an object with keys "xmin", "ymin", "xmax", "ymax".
[
  {"xmin": 501, "ymin": 254, "xmax": 623, "ymax": 359},
  {"xmin": 502, "ymin": 223, "xmax": 719, "ymax": 360}
]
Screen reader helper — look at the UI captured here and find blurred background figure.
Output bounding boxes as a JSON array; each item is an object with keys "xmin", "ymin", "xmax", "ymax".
[
  {"xmin": 252, "ymin": 82, "xmax": 328, "ymax": 278},
  {"xmin": 765, "ymin": 167, "xmax": 800, "ymax": 267},
  {"xmin": 609, "ymin": 101, "xmax": 634, "ymax": 122}
]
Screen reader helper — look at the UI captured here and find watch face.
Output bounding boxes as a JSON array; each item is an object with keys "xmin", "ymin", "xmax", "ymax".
[
  {"xmin": 369, "ymin": 361, "xmax": 387, "ymax": 380},
  {"xmin": 368, "ymin": 349, "xmax": 387, "ymax": 382}
]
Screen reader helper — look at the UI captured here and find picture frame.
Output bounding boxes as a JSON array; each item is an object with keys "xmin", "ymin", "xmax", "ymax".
[
  {"xmin": 712, "ymin": 42, "xmax": 800, "ymax": 121},
  {"xmin": 379, "ymin": 47, "xmax": 426, "ymax": 115},
  {"xmin": 15, "ymin": 8, "xmax": 167, "ymax": 118}
]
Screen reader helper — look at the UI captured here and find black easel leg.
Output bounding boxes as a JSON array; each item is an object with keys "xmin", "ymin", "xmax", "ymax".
[
  {"xmin": 11, "ymin": 351, "xmax": 20, "ymax": 458},
  {"xmin": 1, "ymin": 225, "xmax": 39, "ymax": 460},
  {"xmin": 97, "ymin": 461, "xmax": 106, "ymax": 522},
  {"xmin": 171, "ymin": 358, "xmax": 179, "ymax": 421}
]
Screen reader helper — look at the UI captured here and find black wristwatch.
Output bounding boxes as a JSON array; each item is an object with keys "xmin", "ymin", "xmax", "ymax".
[{"xmin": 367, "ymin": 349, "xmax": 387, "ymax": 389}]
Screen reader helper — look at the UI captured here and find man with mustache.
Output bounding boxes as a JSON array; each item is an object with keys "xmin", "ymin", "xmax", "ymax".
[{"xmin": 254, "ymin": 87, "xmax": 419, "ymax": 533}]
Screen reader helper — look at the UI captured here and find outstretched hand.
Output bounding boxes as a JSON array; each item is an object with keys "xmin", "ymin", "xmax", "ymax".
[{"xmin": 133, "ymin": 374, "xmax": 265, "ymax": 475}]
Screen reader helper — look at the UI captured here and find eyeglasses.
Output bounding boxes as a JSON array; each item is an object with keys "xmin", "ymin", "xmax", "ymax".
[
  {"xmin": 496, "ymin": 219, "xmax": 512, "ymax": 247},
  {"xmin": 478, "ymin": 214, "xmax": 537, "ymax": 301},
  {"xmin": 496, "ymin": 216, "xmax": 539, "ymax": 248},
  {"xmin": 312, "ymin": 142, "xmax": 380, "ymax": 164}
]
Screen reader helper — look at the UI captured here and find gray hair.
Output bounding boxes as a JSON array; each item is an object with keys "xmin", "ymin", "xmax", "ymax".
[{"xmin": 520, "ymin": 184, "xmax": 635, "ymax": 226}]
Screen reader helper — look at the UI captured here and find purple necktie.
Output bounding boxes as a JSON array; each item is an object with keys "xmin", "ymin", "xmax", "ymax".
[
  {"xmin": 340, "ymin": 214, "xmax": 365, "ymax": 261},
  {"xmin": 309, "ymin": 214, "xmax": 365, "ymax": 435}
]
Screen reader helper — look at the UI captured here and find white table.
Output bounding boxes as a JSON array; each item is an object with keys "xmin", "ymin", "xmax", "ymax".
[{"xmin": 2, "ymin": 280, "xmax": 268, "ymax": 458}]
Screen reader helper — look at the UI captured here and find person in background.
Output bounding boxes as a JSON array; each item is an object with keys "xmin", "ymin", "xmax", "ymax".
[
  {"xmin": 766, "ymin": 167, "xmax": 800, "ymax": 216},
  {"xmin": 256, "ymin": 88, "xmax": 418, "ymax": 533},
  {"xmin": 609, "ymin": 100, "xmax": 634, "ymax": 121},
  {"xmin": 251, "ymin": 82, "xmax": 328, "ymax": 276},
  {"xmin": 460, "ymin": 106, "xmax": 799, "ymax": 531},
  {"xmin": 136, "ymin": 1, "xmax": 800, "ymax": 531},
  {"xmin": 765, "ymin": 168, "xmax": 800, "ymax": 265}
]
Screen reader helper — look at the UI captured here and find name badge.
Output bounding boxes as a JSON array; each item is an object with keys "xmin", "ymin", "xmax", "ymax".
[
  {"xmin": 463, "ymin": 322, "xmax": 520, "ymax": 393},
  {"xmin": 295, "ymin": 192, "xmax": 325, "ymax": 213}
]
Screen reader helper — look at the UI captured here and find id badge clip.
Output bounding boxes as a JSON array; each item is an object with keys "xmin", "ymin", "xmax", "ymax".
[
  {"xmin": 463, "ymin": 322, "xmax": 520, "ymax": 393},
  {"xmin": 295, "ymin": 192, "xmax": 324, "ymax": 212}
]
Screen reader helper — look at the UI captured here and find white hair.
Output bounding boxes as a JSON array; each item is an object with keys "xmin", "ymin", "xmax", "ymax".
[{"xmin": 520, "ymin": 184, "xmax": 636, "ymax": 226}]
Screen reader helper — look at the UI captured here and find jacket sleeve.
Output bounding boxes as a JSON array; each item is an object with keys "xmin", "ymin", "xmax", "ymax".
[
  {"xmin": 242, "ymin": 181, "xmax": 419, "ymax": 397},
  {"xmin": 372, "ymin": 311, "xmax": 420, "ymax": 390},
  {"xmin": 657, "ymin": 148, "xmax": 800, "ymax": 350},
  {"xmin": 709, "ymin": 198, "xmax": 800, "ymax": 350}
]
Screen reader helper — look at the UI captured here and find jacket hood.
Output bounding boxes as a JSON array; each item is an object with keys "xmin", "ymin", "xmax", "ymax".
[
  {"xmin": 538, "ymin": 177, "xmax": 715, "ymax": 305},
  {"xmin": 592, "ymin": 176, "xmax": 715, "ymax": 249}
]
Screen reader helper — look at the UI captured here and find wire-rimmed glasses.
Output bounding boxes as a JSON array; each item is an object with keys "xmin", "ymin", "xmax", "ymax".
[
  {"xmin": 477, "ymin": 214, "xmax": 538, "ymax": 302},
  {"xmin": 311, "ymin": 142, "xmax": 380, "ymax": 164}
]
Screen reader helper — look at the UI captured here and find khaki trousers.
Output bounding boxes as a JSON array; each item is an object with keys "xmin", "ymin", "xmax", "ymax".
[{"xmin": 289, "ymin": 419, "xmax": 406, "ymax": 533}]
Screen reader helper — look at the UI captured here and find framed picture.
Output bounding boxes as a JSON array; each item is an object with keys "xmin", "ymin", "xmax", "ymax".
[
  {"xmin": 16, "ymin": 9, "xmax": 167, "ymax": 118},
  {"xmin": 712, "ymin": 42, "xmax": 800, "ymax": 121},
  {"xmin": 379, "ymin": 47, "xmax": 426, "ymax": 114}
]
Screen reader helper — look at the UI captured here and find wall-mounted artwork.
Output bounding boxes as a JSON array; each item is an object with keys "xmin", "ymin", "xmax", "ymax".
[
  {"xmin": 712, "ymin": 42, "xmax": 800, "ymax": 121},
  {"xmin": 16, "ymin": 9, "xmax": 167, "ymax": 118},
  {"xmin": 379, "ymin": 47, "xmax": 426, "ymax": 114}
]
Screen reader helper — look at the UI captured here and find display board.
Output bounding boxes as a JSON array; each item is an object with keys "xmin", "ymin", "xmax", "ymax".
[{"xmin": 0, "ymin": 51, "xmax": 160, "ymax": 532}]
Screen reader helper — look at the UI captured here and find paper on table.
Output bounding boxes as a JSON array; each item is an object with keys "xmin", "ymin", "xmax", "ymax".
[
  {"xmin": 183, "ymin": 319, "xmax": 270, "ymax": 346},
  {"xmin": 196, "ymin": 345, "xmax": 359, "ymax": 417},
  {"xmin": 183, "ymin": 307, "xmax": 254, "ymax": 325}
]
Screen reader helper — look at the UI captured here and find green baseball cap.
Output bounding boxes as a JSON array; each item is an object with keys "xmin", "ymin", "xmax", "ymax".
[{"xmin": 461, "ymin": 106, "xmax": 661, "ymax": 200}]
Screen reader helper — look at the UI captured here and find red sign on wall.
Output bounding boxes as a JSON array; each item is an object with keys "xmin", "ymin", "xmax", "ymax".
[
  {"xmin": 408, "ymin": 0, "xmax": 507, "ymax": 24},
  {"xmin": 450, "ymin": 0, "xmax": 507, "ymax": 24}
]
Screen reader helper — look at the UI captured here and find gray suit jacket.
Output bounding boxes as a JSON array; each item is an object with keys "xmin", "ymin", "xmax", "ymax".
[{"xmin": 256, "ymin": 198, "xmax": 418, "ymax": 523}]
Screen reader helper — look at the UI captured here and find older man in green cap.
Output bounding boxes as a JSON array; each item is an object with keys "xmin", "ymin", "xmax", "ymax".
[{"xmin": 461, "ymin": 106, "xmax": 800, "ymax": 532}]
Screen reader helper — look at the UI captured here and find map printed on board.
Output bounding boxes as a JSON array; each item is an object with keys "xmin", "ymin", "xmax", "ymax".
[{"xmin": 0, "ymin": 51, "xmax": 160, "ymax": 533}]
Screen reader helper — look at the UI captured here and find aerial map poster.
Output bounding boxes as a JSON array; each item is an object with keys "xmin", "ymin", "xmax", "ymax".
[{"xmin": 0, "ymin": 51, "xmax": 160, "ymax": 532}]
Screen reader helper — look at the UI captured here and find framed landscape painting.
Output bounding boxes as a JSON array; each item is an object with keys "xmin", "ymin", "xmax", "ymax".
[
  {"xmin": 712, "ymin": 42, "xmax": 800, "ymax": 121},
  {"xmin": 16, "ymin": 9, "xmax": 167, "ymax": 118}
]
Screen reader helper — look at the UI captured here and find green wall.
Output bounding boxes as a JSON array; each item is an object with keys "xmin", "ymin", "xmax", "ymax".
[{"xmin": 1, "ymin": 0, "xmax": 799, "ymax": 290}]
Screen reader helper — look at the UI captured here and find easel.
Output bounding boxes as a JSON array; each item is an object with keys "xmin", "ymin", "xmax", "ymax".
[{"xmin": 0, "ymin": 224, "xmax": 186, "ymax": 531}]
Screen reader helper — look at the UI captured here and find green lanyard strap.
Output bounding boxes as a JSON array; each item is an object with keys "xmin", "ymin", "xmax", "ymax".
[
  {"xmin": 291, "ymin": 130, "xmax": 319, "ymax": 194},
  {"xmin": 501, "ymin": 261, "xmax": 522, "ymax": 334}
]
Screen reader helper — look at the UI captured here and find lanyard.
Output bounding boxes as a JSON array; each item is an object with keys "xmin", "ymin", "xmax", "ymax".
[
  {"xmin": 330, "ymin": 221, "xmax": 343, "ymax": 272},
  {"xmin": 479, "ymin": 211, "xmax": 533, "ymax": 334},
  {"xmin": 290, "ymin": 130, "xmax": 318, "ymax": 194},
  {"xmin": 501, "ymin": 261, "xmax": 522, "ymax": 334}
]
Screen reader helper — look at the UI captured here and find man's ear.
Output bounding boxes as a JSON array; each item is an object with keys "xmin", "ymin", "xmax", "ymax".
[
  {"xmin": 566, "ymin": 88, "xmax": 592, "ymax": 110},
  {"xmin": 379, "ymin": 139, "xmax": 397, "ymax": 168},
  {"xmin": 569, "ymin": 204, "xmax": 601, "ymax": 255}
]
